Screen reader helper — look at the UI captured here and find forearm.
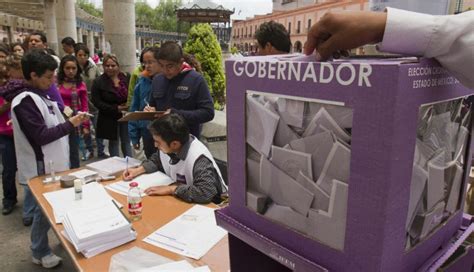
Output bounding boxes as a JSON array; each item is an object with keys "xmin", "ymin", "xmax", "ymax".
[
  {"xmin": 141, "ymin": 151, "xmax": 164, "ymax": 173},
  {"xmin": 15, "ymin": 103, "xmax": 74, "ymax": 146},
  {"xmin": 174, "ymin": 182, "xmax": 218, "ymax": 204}
]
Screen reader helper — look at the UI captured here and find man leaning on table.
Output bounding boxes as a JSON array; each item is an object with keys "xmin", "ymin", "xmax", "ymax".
[{"xmin": 123, "ymin": 113, "xmax": 227, "ymax": 204}]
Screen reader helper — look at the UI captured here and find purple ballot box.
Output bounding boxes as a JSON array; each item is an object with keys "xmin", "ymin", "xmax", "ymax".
[{"xmin": 217, "ymin": 55, "xmax": 474, "ymax": 271}]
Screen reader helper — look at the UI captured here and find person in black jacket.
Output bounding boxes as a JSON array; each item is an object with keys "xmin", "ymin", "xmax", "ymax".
[
  {"xmin": 144, "ymin": 41, "xmax": 214, "ymax": 138},
  {"xmin": 91, "ymin": 54, "xmax": 132, "ymax": 157}
]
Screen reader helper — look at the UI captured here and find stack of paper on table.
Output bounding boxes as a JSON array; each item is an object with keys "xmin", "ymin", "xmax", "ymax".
[
  {"xmin": 62, "ymin": 201, "xmax": 136, "ymax": 258},
  {"xmin": 43, "ymin": 182, "xmax": 122, "ymax": 224},
  {"xmin": 137, "ymin": 261, "xmax": 210, "ymax": 272},
  {"xmin": 106, "ymin": 171, "xmax": 174, "ymax": 196},
  {"xmin": 68, "ymin": 169, "xmax": 99, "ymax": 183},
  {"xmin": 86, "ymin": 156, "xmax": 141, "ymax": 176},
  {"xmin": 143, "ymin": 205, "xmax": 227, "ymax": 260}
]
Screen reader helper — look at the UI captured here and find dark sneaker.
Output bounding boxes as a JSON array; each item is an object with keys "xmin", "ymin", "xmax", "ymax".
[
  {"xmin": 98, "ymin": 153, "xmax": 109, "ymax": 158},
  {"xmin": 2, "ymin": 205, "xmax": 14, "ymax": 215},
  {"xmin": 2, "ymin": 201, "xmax": 17, "ymax": 215},
  {"xmin": 23, "ymin": 217, "xmax": 33, "ymax": 226}
]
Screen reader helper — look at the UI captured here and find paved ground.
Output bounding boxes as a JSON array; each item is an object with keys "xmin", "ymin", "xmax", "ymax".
[
  {"xmin": 0, "ymin": 173, "xmax": 75, "ymax": 271},
  {"xmin": 0, "ymin": 149, "xmax": 126, "ymax": 272},
  {"xmin": 0, "ymin": 184, "xmax": 76, "ymax": 272}
]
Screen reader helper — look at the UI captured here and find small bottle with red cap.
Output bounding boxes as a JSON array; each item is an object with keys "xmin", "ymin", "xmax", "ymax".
[{"xmin": 127, "ymin": 182, "xmax": 142, "ymax": 221}]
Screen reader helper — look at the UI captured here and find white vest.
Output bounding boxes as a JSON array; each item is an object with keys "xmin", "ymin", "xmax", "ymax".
[
  {"xmin": 11, "ymin": 91, "xmax": 70, "ymax": 185},
  {"xmin": 160, "ymin": 137, "xmax": 228, "ymax": 193}
]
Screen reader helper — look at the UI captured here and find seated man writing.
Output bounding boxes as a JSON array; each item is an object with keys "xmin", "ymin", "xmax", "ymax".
[{"xmin": 123, "ymin": 113, "xmax": 227, "ymax": 204}]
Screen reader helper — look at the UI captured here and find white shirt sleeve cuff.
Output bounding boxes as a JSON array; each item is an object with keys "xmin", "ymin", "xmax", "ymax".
[{"xmin": 378, "ymin": 7, "xmax": 437, "ymax": 56}]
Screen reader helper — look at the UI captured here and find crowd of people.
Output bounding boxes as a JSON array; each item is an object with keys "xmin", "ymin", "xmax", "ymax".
[{"xmin": 0, "ymin": 32, "xmax": 225, "ymax": 268}]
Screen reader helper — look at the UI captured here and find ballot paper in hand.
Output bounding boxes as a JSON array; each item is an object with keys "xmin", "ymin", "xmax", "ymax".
[
  {"xmin": 106, "ymin": 171, "xmax": 174, "ymax": 196},
  {"xmin": 143, "ymin": 205, "xmax": 227, "ymax": 260}
]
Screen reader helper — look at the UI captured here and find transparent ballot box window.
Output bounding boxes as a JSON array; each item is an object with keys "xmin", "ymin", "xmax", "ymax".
[
  {"xmin": 406, "ymin": 96, "xmax": 472, "ymax": 250},
  {"xmin": 245, "ymin": 91, "xmax": 353, "ymax": 251}
]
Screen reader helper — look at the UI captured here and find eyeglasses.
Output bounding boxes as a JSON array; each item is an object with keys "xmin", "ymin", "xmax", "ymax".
[
  {"xmin": 158, "ymin": 61, "xmax": 180, "ymax": 71},
  {"xmin": 143, "ymin": 60, "xmax": 157, "ymax": 66}
]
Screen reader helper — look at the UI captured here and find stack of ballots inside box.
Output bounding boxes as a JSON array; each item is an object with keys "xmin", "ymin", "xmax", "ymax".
[
  {"xmin": 407, "ymin": 98, "xmax": 471, "ymax": 249},
  {"xmin": 246, "ymin": 92, "xmax": 352, "ymax": 251}
]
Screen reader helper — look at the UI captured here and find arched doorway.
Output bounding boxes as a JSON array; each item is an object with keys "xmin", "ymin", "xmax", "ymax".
[{"xmin": 294, "ymin": 41, "xmax": 302, "ymax": 53}]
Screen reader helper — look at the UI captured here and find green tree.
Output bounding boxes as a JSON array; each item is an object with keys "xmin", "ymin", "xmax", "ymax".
[
  {"xmin": 135, "ymin": 2, "xmax": 155, "ymax": 28},
  {"xmin": 77, "ymin": 0, "xmax": 103, "ymax": 18},
  {"xmin": 134, "ymin": 0, "xmax": 189, "ymax": 33},
  {"xmin": 154, "ymin": 0, "xmax": 179, "ymax": 31},
  {"xmin": 184, "ymin": 24, "xmax": 225, "ymax": 109}
]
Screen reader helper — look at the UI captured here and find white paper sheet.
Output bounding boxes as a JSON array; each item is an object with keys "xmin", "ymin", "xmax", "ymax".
[
  {"xmin": 136, "ymin": 260, "xmax": 194, "ymax": 271},
  {"xmin": 61, "ymin": 200, "xmax": 136, "ymax": 258},
  {"xmin": 246, "ymin": 95, "xmax": 280, "ymax": 157},
  {"xmin": 271, "ymin": 145, "xmax": 313, "ymax": 180},
  {"xmin": 143, "ymin": 205, "xmax": 227, "ymax": 260},
  {"xmin": 303, "ymin": 107, "xmax": 351, "ymax": 143},
  {"xmin": 43, "ymin": 182, "xmax": 122, "ymax": 223},
  {"xmin": 68, "ymin": 169, "xmax": 99, "ymax": 181},
  {"xmin": 86, "ymin": 156, "xmax": 142, "ymax": 176},
  {"xmin": 106, "ymin": 171, "xmax": 174, "ymax": 196}
]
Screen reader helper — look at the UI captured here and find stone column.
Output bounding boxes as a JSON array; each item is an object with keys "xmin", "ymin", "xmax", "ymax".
[
  {"xmin": 100, "ymin": 32, "xmax": 106, "ymax": 52},
  {"xmin": 44, "ymin": 0, "xmax": 59, "ymax": 53},
  {"xmin": 55, "ymin": 0, "xmax": 77, "ymax": 56},
  {"xmin": 136, "ymin": 35, "xmax": 142, "ymax": 51},
  {"xmin": 77, "ymin": 27, "xmax": 83, "ymax": 43},
  {"xmin": 88, "ymin": 30, "xmax": 95, "ymax": 56},
  {"xmin": 103, "ymin": 0, "xmax": 137, "ymax": 73}
]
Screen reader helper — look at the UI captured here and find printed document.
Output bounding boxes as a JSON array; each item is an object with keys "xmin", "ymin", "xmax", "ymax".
[
  {"xmin": 106, "ymin": 171, "xmax": 174, "ymax": 196},
  {"xmin": 143, "ymin": 205, "xmax": 227, "ymax": 259},
  {"xmin": 86, "ymin": 156, "xmax": 141, "ymax": 176},
  {"xmin": 43, "ymin": 182, "xmax": 121, "ymax": 223}
]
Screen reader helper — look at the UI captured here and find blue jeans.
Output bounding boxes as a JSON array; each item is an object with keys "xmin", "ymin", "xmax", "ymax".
[
  {"xmin": 109, "ymin": 122, "xmax": 132, "ymax": 157},
  {"xmin": 85, "ymin": 114, "xmax": 105, "ymax": 156},
  {"xmin": 24, "ymin": 186, "xmax": 51, "ymax": 259},
  {"xmin": 23, "ymin": 184, "xmax": 35, "ymax": 220},
  {"xmin": 0, "ymin": 135, "xmax": 17, "ymax": 206},
  {"xmin": 25, "ymin": 161, "xmax": 52, "ymax": 259}
]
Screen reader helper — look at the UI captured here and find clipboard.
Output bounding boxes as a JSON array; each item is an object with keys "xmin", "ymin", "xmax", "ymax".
[{"xmin": 118, "ymin": 111, "xmax": 164, "ymax": 122}]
